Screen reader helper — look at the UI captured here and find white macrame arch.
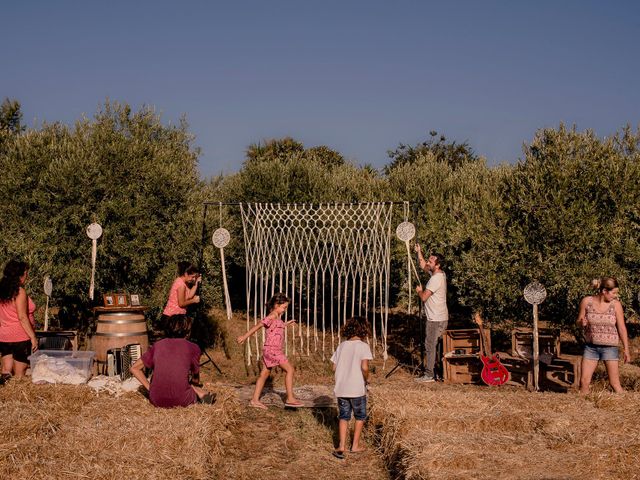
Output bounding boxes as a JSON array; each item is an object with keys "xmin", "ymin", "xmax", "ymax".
[{"xmin": 240, "ymin": 202, "xmax": 394, "ymax": 366}]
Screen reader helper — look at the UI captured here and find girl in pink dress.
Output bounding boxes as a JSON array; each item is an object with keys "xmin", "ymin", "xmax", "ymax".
[
  {"xmin": 237, "ymin": 293, "xmax": 303, "ymax": 409},
  {"xmin": 0, "ymin": 260, "xmax": 38, "ymax": 381}
]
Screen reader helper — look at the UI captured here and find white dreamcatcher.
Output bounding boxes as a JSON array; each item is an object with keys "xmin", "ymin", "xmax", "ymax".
[
  {"xmin": 86, "ymin": 222, "xmax": 103, "ymax": 301},
  {"xmin": 524, "ymin": 281, "xmax": 547, "ymax": 391},
  {"xmin": 43, "ymin": 276, "xmax": 53, "ymax": 331},
  {"xmin": 212, "ymin": 204, "xmax": 232, "ymax": 320},
  {"xmin": 395, "ymin": 202, "xmax": 421, "ymax": 312}
]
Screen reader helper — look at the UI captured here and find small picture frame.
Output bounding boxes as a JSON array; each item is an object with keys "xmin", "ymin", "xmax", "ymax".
[
  {"xmin": 130, "ymin": 294, "xmax": 140, "ymax": 306},
  {"xmin": 116, "ymin": 294, "xmax": 129, "ymax": 307},
  {"xmin": 103, "ymin": 294, "xmax": 115, "ymax": 307}
]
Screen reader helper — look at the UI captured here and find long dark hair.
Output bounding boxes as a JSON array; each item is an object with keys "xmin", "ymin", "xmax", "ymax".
[
  {"xmin": 0, "ymin": 260, "xmax": 29, "ymax": 303},
  {"xmin": 177, "ymin": 261, "xmax": 199, "ymax": 276}
]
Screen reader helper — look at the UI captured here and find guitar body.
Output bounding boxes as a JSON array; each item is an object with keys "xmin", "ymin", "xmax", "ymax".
[
  {"xmin": 479, "ymin": 353, "xmax": 510, "ymax": 386},
  {"xmin": 474, "ymin": 312, "xmax": 510, "ymax": 386}
]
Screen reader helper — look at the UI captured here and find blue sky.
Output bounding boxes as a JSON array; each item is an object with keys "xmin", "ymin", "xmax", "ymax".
[{"xmin": 3, "ymin": 1, "xmax": 639, "ymax": 177}]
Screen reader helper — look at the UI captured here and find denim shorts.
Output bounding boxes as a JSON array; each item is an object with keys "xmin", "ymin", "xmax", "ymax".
[
  {"xmin": 337, "ymin": 395, "xmax": 367, "ymax": 421},
  {"xmin": 583, "ymin": 343, "xmax": 619, "ymax": 361}
]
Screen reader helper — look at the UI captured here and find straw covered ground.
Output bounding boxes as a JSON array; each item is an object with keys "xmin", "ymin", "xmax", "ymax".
[
  {"xmin": 0, "ymin": 380, "xmax": 240, "ymax": 479},
  {"xmin": 369, "ymin": 364, "xmax": 640, "ymax": 480},
  {"xmin": 2, "ymin": 308, "xmax": 639, "ymax": 479}
]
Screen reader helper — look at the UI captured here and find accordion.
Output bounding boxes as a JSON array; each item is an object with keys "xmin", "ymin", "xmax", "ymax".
[{"xmin": 106, "ymin": 343, "xmax": 142, "ymax": 380}]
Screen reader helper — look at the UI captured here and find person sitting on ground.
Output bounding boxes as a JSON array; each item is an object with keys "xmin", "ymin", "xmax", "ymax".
[
  {"xmin": 130, "ymin": 314, "xmax": 215, "ymax": 407},
  {"xmin": 330, "ymin": 316, "xmax": 373, "ymax": 459},
  {"xmin": 0, "ymin": 260, "xmax": 38, "ymax": 383}
]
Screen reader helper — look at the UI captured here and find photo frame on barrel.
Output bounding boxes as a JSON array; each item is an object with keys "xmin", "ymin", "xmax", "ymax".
[
  {"xmin": 130, "ymin": 294, "xmax": 140, "ymax": 306},
  {"xmin": 115, "ymin": 294, "xmax": 129, "ymax": 307},
  {"xmin": 103, "ymin": 294, "xmax": 115, "ymax": 307}
]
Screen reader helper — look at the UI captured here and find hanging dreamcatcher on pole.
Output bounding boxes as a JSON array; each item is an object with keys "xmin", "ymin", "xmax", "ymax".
[
  {"xmin": 395, "ymin": 202, "xmax": 421, "ymax": 313},
  {"xmin": 43, "ymin": 276, "xmax": 53, "ymax": 331},
  {"xmin": 523, "ymin": 281, "xmax": 547, "ymax": 391},
  {"xmin": 212, "ymin": 225, "xmax": 232, "ymax": 319},
  {"xmin": 86, "ymin": 222, "xmax": 103, "ymax": 301}
]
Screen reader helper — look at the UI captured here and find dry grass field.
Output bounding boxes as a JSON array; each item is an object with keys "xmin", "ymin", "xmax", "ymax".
[
  {"xmin": 369, "ymin": 368, "xmax": 640, "ymax": 480},
  {"xmin": 1, "ymin": 309, "xmax": 639, "ymax": 480}
]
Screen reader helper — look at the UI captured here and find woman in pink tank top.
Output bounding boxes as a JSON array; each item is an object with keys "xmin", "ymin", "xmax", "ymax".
[
  {"xmin": 0, "ymin": 260, "xmax": 38, "ymax": 381},
  {"xmin": 160, "ymin": 262, "xmax": 201, "ymax": 333},
  {"xmin": 576, "ymin": 276, "xmax": 631, "ymax": 394}
]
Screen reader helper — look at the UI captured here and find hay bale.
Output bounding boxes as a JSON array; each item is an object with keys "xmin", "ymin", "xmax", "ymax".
[
  {"xmin": 0, "ymin": 381, "xmax": 240, "ymax": 479},
  {"xmin": 369, "ymin": 380, "xmax": 640, "ymax": 480}
]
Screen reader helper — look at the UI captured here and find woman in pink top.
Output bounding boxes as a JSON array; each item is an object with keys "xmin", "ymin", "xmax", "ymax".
[
  {"xmin": 577, "ymin": 276, "xmax": 631, "ymax": 394},
  {"xmin": 0, "ymin": 260, "xmax": 38, "ymax": 381},
  {"xmin": 160, "ymin": 262, "xmax": 201, "ymax": 333}
]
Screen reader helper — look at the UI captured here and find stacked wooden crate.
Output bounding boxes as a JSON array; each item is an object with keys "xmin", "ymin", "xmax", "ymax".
[
  {"xmin": 442, "ymin": 329, "xmax": 487, "ymax": 384},
  {"xmin": 506, "ymin": 327, "xmax": 581, "ymax": 391}
]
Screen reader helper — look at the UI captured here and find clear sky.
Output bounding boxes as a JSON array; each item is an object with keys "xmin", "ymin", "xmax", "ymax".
[{"xmin": 3, "ymin": 1, "xmax": 639, "ymax": 177}]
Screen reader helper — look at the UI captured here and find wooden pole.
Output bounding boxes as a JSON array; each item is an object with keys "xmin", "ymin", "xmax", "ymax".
[{"xmin": 533, "ymin": 303, "xmax": 539, "ymax": 391}]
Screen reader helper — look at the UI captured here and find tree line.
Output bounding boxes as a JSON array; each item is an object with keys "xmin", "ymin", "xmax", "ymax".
[{"xmin": 1, "ymin": 99, "xmax": 639, "ymax": 336}]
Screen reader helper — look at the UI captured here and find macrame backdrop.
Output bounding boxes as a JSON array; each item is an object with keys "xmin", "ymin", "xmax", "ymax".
[{"xmin": 240, "ymin": 203, "xmax": 394, "ymax": 365}]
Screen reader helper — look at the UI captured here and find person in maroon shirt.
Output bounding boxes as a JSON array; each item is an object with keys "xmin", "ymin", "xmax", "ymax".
[{"xmin": 130, "ymin": 314, "xmax": 215, "ymax": 408}]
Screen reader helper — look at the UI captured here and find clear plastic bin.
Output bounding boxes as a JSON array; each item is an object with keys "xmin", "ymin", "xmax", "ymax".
[{"xmin": 29, "ymin": 350, "xmax": 95, "ymax": 384}]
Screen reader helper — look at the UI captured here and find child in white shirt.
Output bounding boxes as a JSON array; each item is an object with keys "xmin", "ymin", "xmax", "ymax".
[{"xmin": 331, "ymin": 317, "xmax": 373, "ymax": 459}]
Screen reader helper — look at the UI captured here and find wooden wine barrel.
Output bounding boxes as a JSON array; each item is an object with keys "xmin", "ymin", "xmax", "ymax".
[{"xmin": 92, "ymin": 308, "xmax": 149, "ymax": 374}]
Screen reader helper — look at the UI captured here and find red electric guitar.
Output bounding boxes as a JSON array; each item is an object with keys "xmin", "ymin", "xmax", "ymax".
[{"xmin": 474, "ymin": 313, "xmax": 510, "ymax": 386}]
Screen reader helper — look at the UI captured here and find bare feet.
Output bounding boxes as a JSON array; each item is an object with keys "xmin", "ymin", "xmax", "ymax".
[
  {"xmin": 350, "ymin": 446, "xmax": 366, "ymax": 453},
  {"xmin": 284, "ymin": 398, "xmax": 304, "ymax": 407},
  {"xmin": 249, "ymin": 400, "xmax": 268, "ymax": 410}
]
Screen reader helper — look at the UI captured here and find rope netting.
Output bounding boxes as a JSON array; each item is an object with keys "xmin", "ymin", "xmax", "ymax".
[{"xmin": 240, "ymin": 203, "xmax": 394, "ymax": 365}]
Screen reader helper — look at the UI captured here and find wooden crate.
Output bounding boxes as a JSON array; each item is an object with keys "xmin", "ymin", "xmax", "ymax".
[
  {"xmin": 497, "ymin": 352, "xmax": 581, "ymax": 390},
  {"xmin": 542, "ymin": 354, "xmax": 581, "ymax": 390},
  {"xmin": 443, "ymin": 329, "xmax": 487, "ymax": 356},
  {"xmin": 497, "ymin": 353, "xmax": 531, "ymax": 388},
  {"xmin": 512, "ymin": 327, "xmax": 560, "ymax": 360},
  {"xmin": 443, "ymin": 356, "xmax": 483, "ymax": 384}
]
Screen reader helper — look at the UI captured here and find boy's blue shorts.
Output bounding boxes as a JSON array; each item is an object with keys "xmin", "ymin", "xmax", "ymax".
[{"xmin": 337, "ymin": 395, "xmax": 367, "ymax": 421}]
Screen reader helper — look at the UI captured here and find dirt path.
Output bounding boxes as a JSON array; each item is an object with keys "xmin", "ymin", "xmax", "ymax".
[
  {"xmin": 203, "ymin": 309, "xmax": 394, "ymax": 479},
  {"xmin": 214, "ymin": 400, "xmax": 389, "ymax": 480}
]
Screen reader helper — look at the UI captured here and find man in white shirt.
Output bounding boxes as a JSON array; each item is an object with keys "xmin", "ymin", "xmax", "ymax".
[{"xmin": 414, "ymin": 244, "xmax": 448, "ymax": 382}]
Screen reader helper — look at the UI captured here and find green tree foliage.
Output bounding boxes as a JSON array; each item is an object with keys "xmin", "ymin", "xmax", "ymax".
[
  {"xmin": 385, "ymin": 130, "xmax": 478, "ymax": 174},
  {"xmin": 0, "ymin": 98, "xmax": 25, "ymax": 134},
  {"xmin": 386, "ymin": 149, "xmax": 510, "ymax": 318},
  {"xmin": 3, "ymin": 103, "xmax": 639, "ymax": 334},
  {"xmin": 496, "ymin": 124, "xmax": 640, "ymax": 327},
  {"xmin": 0, "ymin": 101, "xmax": 204, "ymax": 327},
  {"xmin": 204, "ymin": 138, "xmax": 387, "ymax": 309},
  {"xmin": 222, "ymin": 137, "xmax": 384, "ymax": 203}
]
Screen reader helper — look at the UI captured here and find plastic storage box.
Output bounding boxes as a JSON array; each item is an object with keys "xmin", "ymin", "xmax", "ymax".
[{"xmin": 29, "ymin": 350, "xmax": 95, "ymax": 384}]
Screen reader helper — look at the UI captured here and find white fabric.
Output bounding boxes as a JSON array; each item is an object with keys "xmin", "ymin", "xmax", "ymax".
[
  {"xmin": 423, "ymin": 272, "xmax": 448, "ymax": 322},
  {"xmin": 331, "ymin": 339, "xmax": 373, "ymax": 397},
  {"xmin": 31, "ymin": 355, "xmax": 88, "ymax": 385}
]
